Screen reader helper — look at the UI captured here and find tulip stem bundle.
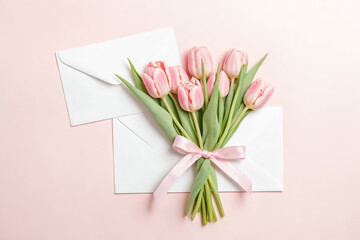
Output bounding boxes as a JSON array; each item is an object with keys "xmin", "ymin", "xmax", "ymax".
[
  {"xmin": 116, "ymin": 48, "xmax": 273, "ymax": 226},
  {"xmin": 190, "ymin": 108, "xmax": 224, "ymax": 221}
]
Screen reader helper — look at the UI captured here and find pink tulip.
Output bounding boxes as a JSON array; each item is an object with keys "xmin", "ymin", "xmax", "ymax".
[
  {"xmin": 169, "ymin": 66, "xmax": 189, "ymax": 93},
  {"xmin": 222, "ymin": 49, "xmax": 248, "ymax": 79},
  {"xmin": 142, "ymin": 61, "xmax": 171, "ymax": 98},
  {"xmin": 243, "ymin": 79, "xmax": 274, "ymax": 110},
  {"xmin": 206, "ymin": 71, "xmax": 230, "ymax": 98},
  {"xmin": 178, "ymin": 78, "xmax": 204, "ymax": 112},
  {"xmin": 188, "ymin": 46, "xmax": 213, "ymax": 79}
]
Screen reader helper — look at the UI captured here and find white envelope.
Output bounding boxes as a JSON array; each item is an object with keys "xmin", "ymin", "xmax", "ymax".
[
  {"xmin": 56, "ymin": 27, "xmax": 181, "ymax": 126},
  {"xmin": 113, "ymin": 107, "xmax": 283, "ymax": 193}
]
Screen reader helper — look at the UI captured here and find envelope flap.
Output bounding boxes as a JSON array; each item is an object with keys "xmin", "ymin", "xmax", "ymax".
[
  {"xmin": 57, "ymin": 27, "xmax": 180, "ymax": 85},
  {"xmin": 229, "ymin": 107, "xmax": 283, "ymax": 146},
  {"xmin": 225, "ymin": 107, "xmax": 283, "ymax": 191},
  {"xmin": 247, "ymin": 111, "xmax": 283, "ymax": 181},
  {"xmin": 116, "ymin": 112, "xmax": 171, "ymax": 152}
]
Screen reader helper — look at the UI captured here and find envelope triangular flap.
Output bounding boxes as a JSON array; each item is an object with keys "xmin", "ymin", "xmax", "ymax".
[
  {"xmin": 113, "ymin": 115, "xmax": 195, "ymax": 193},
  {"xmin": 117, "ymin": 112, "xmax": 171, "ymax": 152},
  {"xmin": 218, "ymin": 107, "xmax": 283, "ymax": 191},
  {"xmin": 56, "ymin": 27, "xmax": 181, "ymax": 126},
  {"xmin": 246, "ymin": 109, "xmax": 283, "ymax": 185},
  {"xmin": 229, "ymin": 107, "xmax": 281, "ymax": 146},
  {"xmin": 57, "ymin": 28, "xmax": 180, "ymax": 85}
]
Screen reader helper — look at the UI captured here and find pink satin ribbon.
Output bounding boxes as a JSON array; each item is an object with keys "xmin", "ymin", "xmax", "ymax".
[{"xmin": 153, "ymin": 135, "xmax": 252, "ymax": 202}]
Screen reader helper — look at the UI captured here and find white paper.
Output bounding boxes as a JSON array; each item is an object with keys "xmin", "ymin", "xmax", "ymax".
[
  {"xmin": 113, "ymin": 107, "xmax": 283, "ymax": 193},
  {"xmin": 56, "ymin": 27, "xmax": 181, "ymax": 125}
]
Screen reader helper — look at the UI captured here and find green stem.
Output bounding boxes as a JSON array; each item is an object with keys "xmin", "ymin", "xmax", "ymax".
[
  {"xmin": 216, "ymin": 80, "xmax": 243, "ymax": 149},
  {"xmin": 191, "ymin": 111, "xmax": 203, "ymax": 150},
  {"xmin": 216, "ymin": 65, "xmax": 247, "ymax": 149},
  {"xmin": 215, "ymin": 107, "xmax": 236, "ymax": 149},
  {"xmin": 162, "ymin": 97, "xmax": 191, "ymax": 139},
  {"xmin": 208, "ymin": 176, "xmax": 225, "ymax": 217},
  {"xmin": 211, "ymin": 200, "xmax": 217, "ymax": 222},
  {"xmin": 191, "ymin": 188, "xmax": 204, "ymax": 220},
  {"xmin": 221, "ymin": 78, "xmax": 235, "ymax": 134},
  {"xmin": 230, "ymin": 106, "xmax": 249, "ymax": 131},
  {"xmin": 201, "ymin": 60, "xmax": 209, "ymax": 108},
  {"xmin": 216, "ymin": 98, "xmax": 248, "ymax": 149},
  {"xmin": 190, "ymin": 111, "xmax": 208, "ymax": 223},
  {"xmin": 201, "ymin": 191, "xmax": 207, "ymax": 226},
  {"xmin": 204, "ymin": 182, "xmax": 213, "ymax": 222}
]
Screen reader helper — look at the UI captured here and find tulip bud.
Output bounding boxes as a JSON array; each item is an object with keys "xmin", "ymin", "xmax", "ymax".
[
  {"xmin": 244, "ymin": 79, "xmax": 274, "ymax": 110},
  {"xmin": 178, "ymin": 77, "xmax": 204, "ymax": 112},
  {"xmin": 141, "ymin": 61, "xmax": 171, "ymax": 98},
  {"xmin": 222, "ymin": 49, "xmax": 248, "ymax": 79},
  {"xmin": 206, "ymin": 71, "xmax": 230, "ymax": 98},
  {"xmin": 188, "ymin": 46, "xmax": 213, "ymax": 79},
  {"xmin": 169, "ymin": 66, "xmax": 189, "ymax": 94}
]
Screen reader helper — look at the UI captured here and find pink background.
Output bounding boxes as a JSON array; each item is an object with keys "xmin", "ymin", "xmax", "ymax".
[{"xmin": 1, "ymin": 0, "xmax": 360, "ymax": 239}]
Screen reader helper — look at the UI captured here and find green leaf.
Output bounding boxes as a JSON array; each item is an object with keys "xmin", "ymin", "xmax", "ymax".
[
  {"xmin": 235, "ymin": 53, "xmax": 268, "ymax": 111},
  {"xmin": 221, "ymin": 79, "xmax": 235, "ymax": 135},
  {"xmin": 169, "ymin": 93, "xmax": 198, "ymax": 144},
  {"xmin": 202, "ymin": 64, "xmax": 221, "ymax": 151},
  {"xmin": 218, "ymin": 96, "xmax": 224, "ymax": 133},
  {"xmin": 234, "ymin": 63, "xmax": 248, "ymax": 111},
  {"xmin": 127, "ymin": 59, "xmax": 147, "ymax": 93},
  {"xmin": 201, "ymin": 60, "xmax": 209, "ymax": 108},
  {"xmin": 196, "ymin": 157, "xmax": 205, "ymax": 172},
  {"xmin": 115, "ymin": 74, "xmax": 177, "ymax": 141},
  {"xmin": 185, "ymin": 158, "xmax": 211, "ymax": 216}
]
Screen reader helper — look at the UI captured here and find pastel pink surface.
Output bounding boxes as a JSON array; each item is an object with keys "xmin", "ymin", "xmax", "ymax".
[{"xmin": 1, "ymin": 0, "xmax": 360, "ymax": 239}]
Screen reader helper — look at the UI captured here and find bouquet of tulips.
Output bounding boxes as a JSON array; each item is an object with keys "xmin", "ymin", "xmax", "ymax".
[{"xmin": 116, "ymin": 47, "xmax": 274, "ymax": 225}]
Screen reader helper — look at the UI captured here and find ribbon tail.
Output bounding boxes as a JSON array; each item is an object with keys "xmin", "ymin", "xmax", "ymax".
[
  {"xmin": 210, "ymin": 158, "xmax": 252, "ymax": 194},
  {"xmin": 153, "ymin": 154, "xmax": 201, "ymax": 203}
]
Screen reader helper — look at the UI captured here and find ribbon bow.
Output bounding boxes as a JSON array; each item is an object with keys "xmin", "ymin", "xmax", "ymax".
[{"xmin": 154, "ymin": 136, "xmax": 252, "ymax": 201}]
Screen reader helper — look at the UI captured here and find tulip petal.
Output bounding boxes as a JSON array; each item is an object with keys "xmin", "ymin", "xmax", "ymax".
[
  {"xmin": 222, "ymin": 49, "xmax": 243, "ymax": 79},
  {"xmin": 206, "ymin": 73, "xmax": 216, "ymax": 97},
  {"xmin": 252, "ymin": 84, "xmax": 274, "ymax": 110},
  {"xmin": 218, "ymin": 71, "xmax": 230, "ymax": 97},
  {"xmin": 189, "ymin": 83, "xmax": 204, "ymax": 111},
  {"xmin": 142, "ymin": 73, "xmax": 160, "ymax": 98},
  {"xmin": 178, "ymin": 86, "xmax": 190, "ymax": 112},
  {"xmin": 188, "ymin": 46, "xmax": 213, "ymax": 79},
  {"xmin": 169, "ymin": 66, "xmax": 189, "ymax": 93},
  {"xmin": 194, "ymin": 48, "xmax": 204, "ymax": 78},
  {"xmin": 188, "ymin": 48, "xmax": 197, "ymax": 78},
  {"xmin": 152, "ymin": 69, "xmax": 171, "ymax": 98}
]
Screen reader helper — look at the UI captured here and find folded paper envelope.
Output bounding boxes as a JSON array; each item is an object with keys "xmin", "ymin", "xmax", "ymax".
[
  {"xmin": 113, "ymin": 107, "xmax": 283, "ymax": 193},
  {"xmin": 56, "ymin": 27, "xmax": 181, "ymax": 125}
]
